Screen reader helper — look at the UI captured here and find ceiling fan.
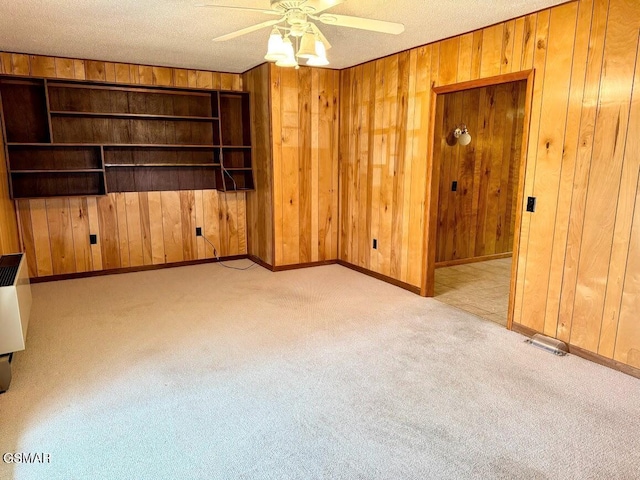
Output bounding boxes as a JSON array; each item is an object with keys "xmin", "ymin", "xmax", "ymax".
[{"xmin": 197, "ymin": 0, "xmax": 405, "ymax": 68}]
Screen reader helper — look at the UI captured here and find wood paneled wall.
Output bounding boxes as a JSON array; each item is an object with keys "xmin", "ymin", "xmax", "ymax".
[
  {"xmin": 270, "ymin": 64, "xmax": 339, "ymax": 266},
  {"xmin": 434, "ymin": 81, "xmax": 526, "ymax": 263},
  {"xmin": 339, "ymin": 0, "xmax": 640, "ymax": 370},
  {"xmin": 16, "ymin": 191, "xmax": 246, "ymax": 278},
  {"xmin": 0, "ymin": 51, "xmax": 246, "ymax": 277},
  {"xmin": 0, "ymin": 131, "xmax": 20, "ymax": 255},
  {"xmin": 243, "ymin": 64, "xmax": 274, "ymax": 266},
  {"xmin": 339, "ymin": 49, "xmax": 430, "ymax": 286}
]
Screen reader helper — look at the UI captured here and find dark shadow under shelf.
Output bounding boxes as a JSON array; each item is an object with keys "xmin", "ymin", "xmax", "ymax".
[{"xmin": 50, "ymin": 111, "xmax": 219, "ymax": 122}]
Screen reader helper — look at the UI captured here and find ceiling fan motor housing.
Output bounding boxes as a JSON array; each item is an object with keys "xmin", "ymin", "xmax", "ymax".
[{"xmin": 271, "ymin": 0, "xmax": 317, "ymax": 13}]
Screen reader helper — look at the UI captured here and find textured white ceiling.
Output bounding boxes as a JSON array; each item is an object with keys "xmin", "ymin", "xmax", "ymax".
[{"xmin": 0, "ymin": 0, "xmax": 569, "ymax": 73}]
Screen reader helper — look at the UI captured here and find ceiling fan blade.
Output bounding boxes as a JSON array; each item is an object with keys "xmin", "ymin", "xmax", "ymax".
[
  {"xmin": 302, "ymin": 0, "xmax": 345, "ymax": 14},
  {"xmin": 317, "ymin": 14, "xmax": 405, "ymax": 35},
  {"xmin": 195, "ymin": 4, "xmax": 281, "ymax": 16},
  {"xmin": 309, "ymin": 23, "xmax": 332, "ymax": 50},
  {"xmin": 212, "ymin": 18, "xmax": 284, "ymax": 42}
]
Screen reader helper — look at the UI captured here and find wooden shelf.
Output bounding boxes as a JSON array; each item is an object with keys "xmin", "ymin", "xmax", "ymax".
[
  {"xmin": 101, "ymin": 144, "xmax": 221, "ymax": 149},
  {"xmin": 1, "ymin": 74, "xmax": 254, "ymax": 196},
  {"xmin": 48, "ymin": 81, "xmax": 212, "ymax": 97},
  {"xmin": 105, "ymin": 163, "xmax": 219, "ymax": 168},
  {"xmin": 12, "ymin": 169, "xmax": 103, "ymax": 174},
  {"xmin": 10, "ymin": 143, "xmax": 244, "ymax": 149},
  {"xmin": 8, "ymin": 142, "xmax": 94, "ymax": 147},
  {"xmin": 50, "ymin": 111, "xmax": 219, "ymax": 122}
]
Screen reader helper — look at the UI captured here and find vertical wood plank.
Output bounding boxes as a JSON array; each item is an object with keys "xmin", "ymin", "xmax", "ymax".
[
  {"xmin": 16, "ymin": 202, "xmax": 37, "ymax": 277},
  {"xmin": 125, "ymin": 192, "xmax": 144, "ymax": 267},
  {"xmin": 174, "ymin": 69, "xmax": 189, "ymax": 87},
  {"xmin": 542, "ymin": 0, "xmax": 594, "ymax": 336},
  {"xmin": 180, "ymin": 190, "xmax": 197, "ymax": 261},
  {"xmin": 556, "ymin": 0, "xmax": 609, "ymax": 342},
  {"xmin": 73, "ymin": 59, "xmax": 86, "ymax": 80},
  {"xmin": 480, "ymin": 24, "xmax": 505, "ymax": 78},
  {"xmin": 138, "ymin": 66, "xmax": 154, "ymax": 85},
  {"xmin": 570, "ymin": 0, "xmax": 637, "ymax": 352},
  {"xmin": 29, "ymin": 199, "xmax": 53, "ymax": 276},
  {"xmin": 613, "ymin": 171, "xmax": 640, "ymax": 367},
  {"xmin": 194, "ymin": 190, "xmax": 206, "ymax": 259},
  {"xmin": 407, "ymin": 45, "xmax": 431, "ymax": 287},
  {"xmin": 54, "ymin": 58, "xmax": 75, "ymax": 79},
  {"xmin": 271, "ymin": 65, "xmax": 284, "ymax": 265},
  {"xmin": 202, "ymin": 190, "xmax": 220, "ymax": 259},
  {"xmin": 599, "ymin": 30, "xmax": 640, "ymax": 357},
  {"xmin": 86, "ymin": 197, "xmax": 103, "ymax": 271},
  {"xmin": 69, "ymin": 197, "xmax": 91, "ymax": 273},
  {"xmin": 10, "ymin": 54, "xmax": 30, "ymax": 75},
  {"xmin": 161, "ymin": 190, "xmax": 184, "ymax": 263},
  {"xmin": 311, "ymin": 69, "xmax": 320, "ymax": 263},
  {"xmin": 512, "ymin": 9, "xmax": 550, "ymax": 327},
  {"xmin": 147, "ymin": 191, "xmax": 165, "ymax": 264},
  {"xmin": 85, "ymin": 60, "xmax": 106, "ymax": 81},
  {"xmin": 138, "ymin": 192, "xmax": 154, "ymax": 265},
  {"xmin": 298, "ymin": 67, "xmax": 312, "ymax": 263},
  {"xmin": 237, "ymin": 192, "xmax": 247, "ymax": 255},
  {"xmin": 115, "ymin": 193, "xmax": 130, "ymax": 268},
  {"xmin": 280, "ymin": 68, "xmax": 301, "ymax": 265},
  {"xmin": 30, "ymin": 56, "xmax": 56, "ymax": 77},
  {"xmin": 97, "ymin": 195, "xmax": 121, "ymax": 270},
  {"xmin": 153, "ymin": 67, "xmax": 173, "ymax": 86}
]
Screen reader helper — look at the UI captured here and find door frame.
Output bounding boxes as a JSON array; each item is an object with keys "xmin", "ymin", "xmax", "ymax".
[{"xmin": 420, "ymin": 69, "xmax": 535, "ymax": 330}]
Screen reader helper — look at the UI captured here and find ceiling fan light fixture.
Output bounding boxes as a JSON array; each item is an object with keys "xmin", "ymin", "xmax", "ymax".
[
  {"xmin": 306, "ymin": 39, "xmax": 329, "ymax": 66},
  {"xmin": 296, "ymin": 31, "xmax": 318, "ymax": 59},
  {"xmin": 264, "ymin": 27, "xmax": 287, "ymax": 61},
  {"xmin": 275, "ymin": 36, "xmax": 298, "ymax": 68}
]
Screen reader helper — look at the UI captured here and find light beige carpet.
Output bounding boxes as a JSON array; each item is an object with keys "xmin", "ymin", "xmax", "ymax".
[{"xmin": 1, "ymin": 262, "xmax": 639, "ymax": 479}]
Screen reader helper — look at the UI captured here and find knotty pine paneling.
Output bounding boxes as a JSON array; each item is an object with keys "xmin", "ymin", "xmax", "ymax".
[
  {"xmin": 17, "ymin": 191, "xmax": 246, "ymax": 278},
  {"xmin": 270, "ymin": 64, "xmax": 339, "ymax": 266},
  {"xmin": 339, "ymin": 0, "xmax": 640, "ymax": 369},
  {"xmin": 434, "ymin": 81, "xmax": 526, "ymax": 263},
  {"xmin": 0, "ymin": 124, "xmax": 20, "ymax": 255},
  {"xmin": 0, "ymin": 51, "xmax": 245, "ymax": 277},
  {"xmin": 243, "ymin": 64, "xmax": 274, "ymax": 266}
]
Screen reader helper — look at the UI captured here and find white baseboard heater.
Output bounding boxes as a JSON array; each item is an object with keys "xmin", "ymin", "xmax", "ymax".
[{"xmin": 0, "ymin": 253, "xmax": 32, "ymax": 393}]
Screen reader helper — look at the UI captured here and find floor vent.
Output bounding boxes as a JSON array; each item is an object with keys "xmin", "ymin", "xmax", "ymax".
[{"xmin": 525, "ymin": 334, "xmax": 568, "ymax": 356}]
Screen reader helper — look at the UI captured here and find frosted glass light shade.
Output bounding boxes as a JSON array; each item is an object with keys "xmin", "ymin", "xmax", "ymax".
[
  {"xmin": 297, "ymin": 32, "xmax": 318, "ymax": 58},
  {"xmin": 306, "ymin": 40, "xmax": 329, "ymax": 66},
  {"xmin": 265, "ymin": 28, "xmax": 286, "ymax": 62},
  {"xmin": 275, "ymin": 37, "xmax": 298, "ymax": 68},
  {"xmin": 458, "ymin": 132, "xmax": 472, "ymax": 146}
]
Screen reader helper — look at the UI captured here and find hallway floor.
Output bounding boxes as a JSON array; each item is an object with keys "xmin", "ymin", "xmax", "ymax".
[{"xmin": 434, "ymin": 257, "xmax": 512, "ymax": 326}]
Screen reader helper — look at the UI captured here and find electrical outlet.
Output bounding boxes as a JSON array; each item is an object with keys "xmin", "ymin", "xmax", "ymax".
[
  {"xmin": 373, "ymin": 239, "xmax": 378, "ymax": 249},
  {"xmin": 196, "ymin": 227, "xmax": 202, "ymax": 236},
  {"xmin": 526, "ymin": 196, "xmax": 537, "ymax": 213},
  {"xmin": 89, "ymin": 234, "xmax": 97, "ymax": 245}
]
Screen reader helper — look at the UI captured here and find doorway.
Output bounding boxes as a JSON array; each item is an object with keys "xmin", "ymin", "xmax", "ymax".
[{"xmin": 422, "ymin": 72, "xmax": 534, "ymax": 328}]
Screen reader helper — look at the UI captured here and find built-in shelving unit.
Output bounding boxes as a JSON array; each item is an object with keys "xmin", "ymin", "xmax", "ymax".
[{"xmin": 0, "ymin": 76, "xmax": 253, "ymax": 198}]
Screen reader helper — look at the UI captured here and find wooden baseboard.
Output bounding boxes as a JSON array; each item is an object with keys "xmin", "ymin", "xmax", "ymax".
[
  {"xmin": 273, "ymin": 260, "xmax": 337, "ymax": 271},
  {"xmin": 511, "ymin": 323, "xmax": 640, "ymax": 379},
  {"xmin": 247, "ymin": 256, "xmax": 338, "ymax": 272},
  {"xmin": 247, "ymin": 255, "xmax": 275, "ymax": 271},
  {"xmin": 337, "ymin": 260, "xmax": 421, "ymax": 294},
  {"xmin": 435, "ymin": 252, "xmax": 512, "ymax": 268},
  {"xmin": 568, "ymin": 345, "xmax": 640, "ymax": 379},
  {"xmin": 510, "ymin": 322, "xmax": 539, "ymax": 338},
  {"xmin": 29, "ymin": 255, "xmax": 250, "ymax": 283}
]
